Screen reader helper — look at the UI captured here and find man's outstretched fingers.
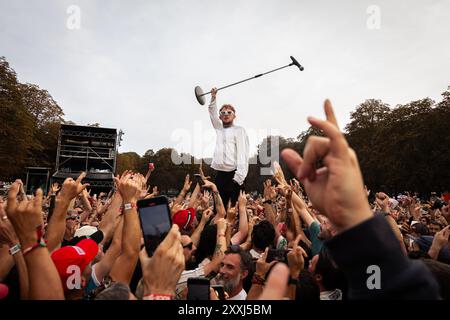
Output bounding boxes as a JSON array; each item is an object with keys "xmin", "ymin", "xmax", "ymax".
[
  {"xmin": 307, "ymin": 116, "xmax": 348, "ymax": 157},
  {"xmin": 324, "ymin": 99, "xmax": 339, "ymax": 130},
  {"xmin": 6, "ymin": 182, "xmax": 20, "ymax": 215},
  {"xmin": 281, "ymin": 149, "xmax": 304, "ymax": 181},
  {"xmin": 34, "ymin": 189, "xmax": 43, "ymax": 210},
  {"xmin": 299, "ymin": 136, "xmax": 330, "ymax": 181},
  {"xmin": 76, "ymin": 171, "xmax": 86, "ymax": 184}
]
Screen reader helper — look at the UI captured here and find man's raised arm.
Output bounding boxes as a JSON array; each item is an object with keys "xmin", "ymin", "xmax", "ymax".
[{"xmin": 208, "ymin": 87, "xmax": 222, "ymax": 129}]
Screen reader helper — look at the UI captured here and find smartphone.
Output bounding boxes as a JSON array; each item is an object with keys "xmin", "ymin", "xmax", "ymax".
[
  {"xmin": 137, "ymin": 196, "xmax": 172, "ymax": 257},
  {"xmin": 211, "ymin": 284, "xmax": 225, "ymax": 300},
  {"xmin": 193, "ymin": 174, "xmax": 205, "ymax": 186},
  {"xmin": 187, "ymin": 277, "xmax": 210, "ymax": 300},
  {"xmin": 266, "ymin": 248, "xmax": 289, "ymax": 263}
]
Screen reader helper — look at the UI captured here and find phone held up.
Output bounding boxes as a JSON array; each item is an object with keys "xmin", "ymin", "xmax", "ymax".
[
  {"xmin": 187, "ymin": 277, "xmax": 210, "ymax": 300},
  {"xmin": 137, "ymin": 195, "xmax": 172, "ymax": 257},
  {"xmin": 211, "ymin": 284, "xmax": 225, "ymax": 300}
]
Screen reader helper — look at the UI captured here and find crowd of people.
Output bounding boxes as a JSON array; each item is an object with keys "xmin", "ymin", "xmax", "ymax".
[{"xmin": 0, "ymin": 100, "xmax": 449, "ymax": 300}]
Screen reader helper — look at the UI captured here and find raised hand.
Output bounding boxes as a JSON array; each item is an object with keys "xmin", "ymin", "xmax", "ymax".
[
  {"xmin": 255, "ymin": 247, "xmax": 277, "ymax": 279},
  {"xmin": 6, "ymin": 183, "xmax": 44, "ymax": 248},
  {"xmin": 182, "ymin": 174, "xmax": 192, "ymax": 193},
  {"xmin": 199, "ymin": 161, "xmax": 211, "ymax": 181},
  {"xmin": 226, "ymin": 201, "xmax": 238, "ymax": 224},
  {"xmin": 287, "ymin": 235, "xmax": 308, "ymax": 279},
  {"xmin": 201, "ymin": 190, "xmax": 211, "ymax": 209},
  {"xmin": 201, "ymin": 207, "xmax": 214, "ymax": 224},
  {"xmin": 215, "ymin": 218, "xmax": 227, "ymax": 234},
  {"xmin": 273, "ymin": 162, "xmax": 288, "ymax": 187},
  {"xmin": 171, "ymin": 203, "xmax": 187, "ymax": 216},
  {"xmin": 238, "ymin": 190, "xmax": 248, "ymax": 209},
  {"xmin": 263, "ymin": 180, "xmax": 277, "ymax": 201},
  {"xmin": 202, "ymin": 179, "xmax": 218, "ymax": 193},
  {"xmin": 281, "ymin": 100, "xmax": 372, "ymax": 233},
  {"xmin": 211, "ymin": 87, "xmax": 218, "ymax": 100},
  {"xmin": 0, "ymin": 203, "xmax": 19, "ymax": 247},
  {"xmin": 50, "ymin": 182, "xmax": 60, "ymax": 195},
  {"xmin": 140, "ymin": 224, "xmax": 185, "ymax": 295},
  {"xmin": 114, "ymin": 172, "xmax": 140, "ymax": 203},
  {"xmin": 58, "ymin": 172, "xmax": 89, "ymax": 201},
  {"xmin": 375, "ymin": 192, "xmax": 390, "ymax": 212}
]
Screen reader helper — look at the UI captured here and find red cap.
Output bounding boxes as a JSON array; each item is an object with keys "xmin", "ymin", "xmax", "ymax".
[
  {"xmin": 0, "ymin": 284, "xmax": 9, "ymax": 299},
  {"xmin": 51, "ymin": 238, "xmax": 99, "ymax": 291},
  {"xmin": 173, "ymin": 207, "xmax": 196, "ymax": 230}
]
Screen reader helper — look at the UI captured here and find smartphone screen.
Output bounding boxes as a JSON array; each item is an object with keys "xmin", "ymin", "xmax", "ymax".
[
  {"xmin": 211, "ymin": 285, "xmax": 225, "ymax": 300},
  {"xmin": 137, "ymin": 196, "xmax": 172, "ymax": 257},
  {"xmin": 187, "ymin": 278, "xmax": 210, "ymax": 300}
]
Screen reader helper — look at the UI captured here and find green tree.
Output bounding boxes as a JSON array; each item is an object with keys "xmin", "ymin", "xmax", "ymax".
[{"xmin": 0, "ymin": 57, "xmax": 35, "ymax": 178}]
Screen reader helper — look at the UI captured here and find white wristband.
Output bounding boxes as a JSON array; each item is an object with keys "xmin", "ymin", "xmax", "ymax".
[{"xmin": 9, "ymin": 243, "xmax": 21, "ymax": 256}]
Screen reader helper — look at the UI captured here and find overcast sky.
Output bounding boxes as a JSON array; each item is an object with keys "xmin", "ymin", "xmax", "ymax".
[{"xmin": 1, "ymin": 0, "xmax": 449, "ymax": 158}]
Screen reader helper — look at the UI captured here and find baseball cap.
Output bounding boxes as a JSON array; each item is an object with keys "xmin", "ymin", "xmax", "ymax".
[
  {"xmin": 0, "ymin": 284, "xmax": 9, "ymax": 299},
  {"xmin": 65, "ymin": 229, "xmax": 104, "ymax": 247},
  {"xmin": 51, "ymin": 238, "xmax": 99, "ymax": 291},
  {"xmin": 173, "ymin": 207, "xmax": 196, "ymax": 230}
]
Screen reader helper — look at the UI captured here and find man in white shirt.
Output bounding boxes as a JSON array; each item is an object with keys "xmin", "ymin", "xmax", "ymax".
[
  {"xmin": 207, "ymin": 87, "xmax": 249, "ymax": 207},
  {"xmin": 214, "ymin": 246, "xmax": 253, "ymax": 300}
]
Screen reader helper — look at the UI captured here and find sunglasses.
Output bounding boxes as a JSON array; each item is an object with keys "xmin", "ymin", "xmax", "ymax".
[
  {"xmin": 183, "ymin": 242, "xmax": 193, "ymax": 250},
  {"xmin": 66, "ymin": 216, "xmax": 80, "ymax": 221},
  {"xmin": 220, "ymin": 111, "xmax": 234, "ymax": 116}
]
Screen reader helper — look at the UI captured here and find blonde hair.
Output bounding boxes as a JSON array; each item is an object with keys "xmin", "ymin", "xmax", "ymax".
[{"xmin": 219, "ymin": 104, "xmax": 236, "ymax": 113}]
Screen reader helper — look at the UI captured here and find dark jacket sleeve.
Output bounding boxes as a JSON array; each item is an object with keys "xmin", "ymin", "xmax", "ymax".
[{"xmin": 325, "ymin": 214, "xmax": 440, "ymax": 299}]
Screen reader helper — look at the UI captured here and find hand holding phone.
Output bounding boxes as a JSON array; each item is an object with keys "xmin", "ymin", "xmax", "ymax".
[
  {"xmin": 187, "ymin": 277, "xmax": 210, "ymax": 300},
  {"xmin": 137, "ymin": 196, "xmax": 172, "ymax": 256},
  {"xmin": 211, "ymin": 284, "xmax": 225, "ymax": 300}
]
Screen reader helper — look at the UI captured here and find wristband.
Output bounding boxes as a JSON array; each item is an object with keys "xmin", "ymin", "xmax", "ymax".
[
  {"xmin": 22, "ymin": 225, "xmax": 47, "ymax": 256},
  {"xmin": 9, "ymin": 243, "xmax": 21, "ymax": 256},
  {"xmin": 121, "ymin": 203, "xmax": 137, "ymax": 212},
  {"xmin": 218, "ymin": 233, "xmax": 226, "ymax": 237},
  {"xmin": 143, "ymin": 293, "xmax": 174, "ymax": 300},
  {"xmin": 289, "ymin": 277, "xmax": 299, "ymax": 285},
  {"xmin": 263, "ymin": 199, "xmax": 273, "ymax": 205}
]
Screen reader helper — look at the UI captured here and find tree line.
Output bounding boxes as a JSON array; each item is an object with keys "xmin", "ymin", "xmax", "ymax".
[{"xmin": 1, "ymin": 56, "xmax": 449, "ymax": 194}]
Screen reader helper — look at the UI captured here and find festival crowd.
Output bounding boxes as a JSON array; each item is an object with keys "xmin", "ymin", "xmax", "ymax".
[{"xmin": 0, "ymin": 101, "xmax": 449, "ymax": 300}]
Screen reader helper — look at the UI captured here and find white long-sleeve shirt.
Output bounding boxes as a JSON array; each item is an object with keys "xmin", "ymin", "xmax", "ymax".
[{"xmin": 208, "ymin": 98, "xmax": 249, "ymax": 185}]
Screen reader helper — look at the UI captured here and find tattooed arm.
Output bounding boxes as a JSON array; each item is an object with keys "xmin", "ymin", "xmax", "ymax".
[
  {"xmin": 203, "ymin": 218, "xmax": 227, "ymax": 276},
  {"xmin": 203, "ymin": 180, "xmax": 226, "ymax": 220}
]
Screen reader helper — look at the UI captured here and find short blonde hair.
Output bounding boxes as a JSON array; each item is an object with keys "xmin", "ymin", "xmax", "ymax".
[{"xmin": 219, "ymin": 104, "xmax": 236, "ymax": 113}]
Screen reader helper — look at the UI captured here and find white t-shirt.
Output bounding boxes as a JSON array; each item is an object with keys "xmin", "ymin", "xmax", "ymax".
[{"xmin": 228, "ymin": 288, "xmax": 247, "ymax": 300}]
